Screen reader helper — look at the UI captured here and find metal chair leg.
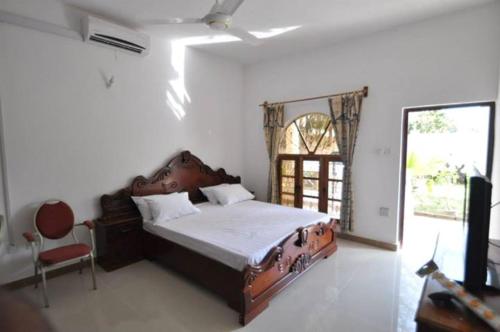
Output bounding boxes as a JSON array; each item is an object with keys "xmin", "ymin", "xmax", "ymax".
[
  {"xmin": 90, "ymin": 254, "xmax": 97, "ymax": 290},
  {"xmin": 79, "ymin": 258, "xmax": 84, "ymax": 274},
  {"xmin": 34, "ymin": 263, "xmax": 39, "ymax": 289},
  {"xmin": 40, "ymin": 267, "xmax": 49, "ymax": 308}
]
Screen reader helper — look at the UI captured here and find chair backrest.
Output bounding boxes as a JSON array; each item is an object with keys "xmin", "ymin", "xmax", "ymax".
[{"xmin": 34, "ymin": 201, "xmax": 74, "ymax": 240}]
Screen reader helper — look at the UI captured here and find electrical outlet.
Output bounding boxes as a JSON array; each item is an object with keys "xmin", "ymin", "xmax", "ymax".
[{"xmin": 379, "ymin": 207, "xmax": 390, "ymax": 217}]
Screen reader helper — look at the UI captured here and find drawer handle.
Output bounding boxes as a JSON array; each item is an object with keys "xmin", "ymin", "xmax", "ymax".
[{"xmin": 120, "ymin": 228, "xmax": 135, "ymax": 233}]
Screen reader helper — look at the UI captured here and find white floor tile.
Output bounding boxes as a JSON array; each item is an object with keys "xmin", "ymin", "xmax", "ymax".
[{"xmin": 12, "ymin": 238, "xmax": 428, "ymax": 332}]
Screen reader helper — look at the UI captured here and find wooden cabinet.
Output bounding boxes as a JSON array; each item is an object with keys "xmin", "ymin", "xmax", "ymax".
[
  {"xmin": 415, "ymin": 277, "xmax": 500, "ymax": 332},
  {"xmin": 95, "ymin": 218, "xmax": 143, "ymax": 271}
]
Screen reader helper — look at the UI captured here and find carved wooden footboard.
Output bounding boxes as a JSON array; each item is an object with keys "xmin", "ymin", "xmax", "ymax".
[{"xmin": 240, "ymin": 219, "xmax": 337, "ymax": 325}]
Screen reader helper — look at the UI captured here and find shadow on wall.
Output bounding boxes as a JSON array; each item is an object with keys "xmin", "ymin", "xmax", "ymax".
[{"xmin": 10, "ymin": 202, "xmax": 40, "ymax": 246}]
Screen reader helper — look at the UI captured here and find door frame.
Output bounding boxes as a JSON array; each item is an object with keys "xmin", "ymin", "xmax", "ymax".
[{"xmin": 398, "ymin": 101, "xmax": 496, "ymax": 247}]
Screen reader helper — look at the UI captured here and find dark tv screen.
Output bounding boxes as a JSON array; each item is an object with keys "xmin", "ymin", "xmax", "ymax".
[{"xmin": 464, "ymin": 171, "xmax": 493, "ymax": 291}]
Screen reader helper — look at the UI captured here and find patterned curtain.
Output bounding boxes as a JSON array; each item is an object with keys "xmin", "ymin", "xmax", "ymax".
[
  {"xmin": 328, "ymin": 93, "xmax": 364, "ymax": 231},
  {"xmin": 263, "ymin": 103, "xmax": 285, "ymax": 203}
]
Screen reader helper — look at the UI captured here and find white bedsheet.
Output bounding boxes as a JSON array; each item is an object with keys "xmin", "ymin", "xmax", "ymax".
[{"xmin": 143, "ymin": 200, "xmax": 331, "ymax": 271}]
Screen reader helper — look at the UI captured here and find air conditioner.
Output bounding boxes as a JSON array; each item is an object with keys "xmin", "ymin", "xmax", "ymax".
[{"xmin": 83, "ymin": 16, "xmax": 150, "ymax": 56}]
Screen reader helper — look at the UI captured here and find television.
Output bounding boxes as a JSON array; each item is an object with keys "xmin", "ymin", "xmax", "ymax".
[{"xmin": 463, "ymin": 170, "xmax": 493, "ymax": 292}]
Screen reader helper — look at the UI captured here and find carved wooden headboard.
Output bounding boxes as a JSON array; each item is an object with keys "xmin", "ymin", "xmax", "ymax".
[{"xmin": 99, "ymin": 151, "xmax": 241, "ymax": 224}]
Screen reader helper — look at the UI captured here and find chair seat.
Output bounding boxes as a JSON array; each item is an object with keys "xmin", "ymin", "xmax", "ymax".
[{"xmin": 39, "ymin": 243, "xmax": 91, "ymax": 265}]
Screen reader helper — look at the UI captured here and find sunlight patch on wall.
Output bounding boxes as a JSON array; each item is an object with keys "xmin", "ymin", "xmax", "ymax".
[
  {"xmin": 250, "ymin": 26, "xmax": 301, "ymax": 39},
  {"xmin": 166, "ymin": 90, "xmax": 186, "ymax": 120},
  {"xmin": 178, "ymin": 34, "xmax": 240, "ymax": 45},
  {"xmin": 165, "ymin": 26, "xmax": 301, "ymax": 120},
  {"xmin": 167, "ymin": 34, "xmax": 240, "ymax": 121},
  {"xmin": 167, "ymin": 40, "xmax": 190, "ymax": 121}
]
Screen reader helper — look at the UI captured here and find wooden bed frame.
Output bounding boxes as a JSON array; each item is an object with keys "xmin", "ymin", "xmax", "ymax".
[{"xmin": 98, "ymin": 151, "xmax": 337, "ymax": 325}]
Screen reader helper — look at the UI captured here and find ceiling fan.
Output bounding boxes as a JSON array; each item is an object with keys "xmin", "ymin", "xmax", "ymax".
[{"xmin": 142, "ymin": 0, "xmax": 260, "ymax": 45}]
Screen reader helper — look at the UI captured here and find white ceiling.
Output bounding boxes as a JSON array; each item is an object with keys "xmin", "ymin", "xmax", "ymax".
[{"xmin": 62, "ymin": 0, "xmax": 496, "ymax": 64}]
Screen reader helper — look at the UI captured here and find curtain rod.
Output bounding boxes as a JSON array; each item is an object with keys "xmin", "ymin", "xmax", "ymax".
[{"xmin": 259, "ymin": 86, "xmax": 368, "ymax": 107}]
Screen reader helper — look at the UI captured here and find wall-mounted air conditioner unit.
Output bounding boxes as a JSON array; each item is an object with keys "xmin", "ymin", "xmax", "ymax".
[{"xmin": 83, "ymin": 16, "xmax": 150, "ymax": 56}]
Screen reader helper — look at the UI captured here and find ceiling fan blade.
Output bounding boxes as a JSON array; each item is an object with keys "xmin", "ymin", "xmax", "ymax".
[
  {"xmin": 226, "ymin": 27, "xmax": 261, "ymax": 45},
  {"xmin": 142, "ymin": 18, "xmax": 203, "ymax": 25},
  {"xmin": 218, "ymin": 0, "xmax": 245, "ymax": 15}
]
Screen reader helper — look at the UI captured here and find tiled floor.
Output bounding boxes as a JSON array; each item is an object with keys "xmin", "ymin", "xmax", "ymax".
[
  {"xmin": 398, "ymin": 215, "xmax": 466, "ymax": 332},
  {"xmin": 11, "ymin": 236, "xmax": 434, "ymax": 332}
]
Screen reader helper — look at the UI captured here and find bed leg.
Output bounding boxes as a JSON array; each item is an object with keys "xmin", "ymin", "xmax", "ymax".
[
  {"xmin": 324, "ymin": 243, "xmax": 338, "ymax": 259},
  {"xmin": 239, "ymin": 302, "xmax": 269, "ymax": 326}
]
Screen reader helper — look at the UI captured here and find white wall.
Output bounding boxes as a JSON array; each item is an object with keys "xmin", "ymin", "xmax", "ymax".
[
  {"xmin": 491, "ymin": 64, "xmax": 500, "ymax": 239},
  {"xmin": 0, "ymin": 93, "xmax": 6, "ymax": 253},
  {"xmin": 242, "ymin": 3, "xmax": 500, "ymax": 245},
  {"xmin": 0, "ymin": 2, "xmax": 243, "ymax": 283}
]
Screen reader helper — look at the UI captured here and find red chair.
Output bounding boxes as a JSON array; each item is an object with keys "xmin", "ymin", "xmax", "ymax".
[{"xmin": 23, "ymin": 200, "xmax": 97, "ymax": 307}]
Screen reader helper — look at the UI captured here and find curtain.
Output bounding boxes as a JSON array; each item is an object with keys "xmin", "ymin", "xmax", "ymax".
[
  {"xmin": 263, "ymin": 103, "xmax": 285, "ymax": 203},
  {"xmin": 328, "ymin": 93, "xmax": 364, "ymax": 231}
]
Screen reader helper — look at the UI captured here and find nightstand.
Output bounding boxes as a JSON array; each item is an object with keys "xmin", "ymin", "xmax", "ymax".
[{"xmin": 95, "ymin": 218, "xmax": 143, "ymax": 271}]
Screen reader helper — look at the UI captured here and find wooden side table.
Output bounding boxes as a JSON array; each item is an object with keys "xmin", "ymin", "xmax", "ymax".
[
  {"xmin": 415, "ymin": 277, "xmax": 500, "ymax": 331},
  {"xmin": 95, "ymin": 217, "xmax": 143, "ymax": 271}
]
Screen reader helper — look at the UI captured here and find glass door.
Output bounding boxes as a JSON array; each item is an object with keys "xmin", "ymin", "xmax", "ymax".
[
  {"xmin": 279, "ymin": 156, "xmax": 342, "ymax": 215},
  {"xmin": 279, "ymin": 159, "xmax": 297, "ymax": 207},
  {"xmin": 302, "ymin": 159, "xmax": 321, "ymax": 211},
  {"xmin": 327, "ymin": 161, "xmax": 344, "ymax": 219}
]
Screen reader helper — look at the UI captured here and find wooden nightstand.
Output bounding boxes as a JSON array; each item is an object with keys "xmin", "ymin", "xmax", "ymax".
[{"xmin": 95, "ymin": 217, "xmax": 143, "ymax": 271}]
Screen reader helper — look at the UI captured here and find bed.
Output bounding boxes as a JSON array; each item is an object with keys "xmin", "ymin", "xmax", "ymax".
[{"xmin": 98, "ymin": 151, "xmax": 337, "ymax": 325}]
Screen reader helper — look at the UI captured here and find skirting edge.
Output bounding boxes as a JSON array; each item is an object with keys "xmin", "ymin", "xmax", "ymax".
[
  {"xmin": 1, "ymin": 262, "xmax": 82, "ymax": 290},
  {"xmin": 338, "ymin": 232, "xmax": 398, "ymax": 251}
]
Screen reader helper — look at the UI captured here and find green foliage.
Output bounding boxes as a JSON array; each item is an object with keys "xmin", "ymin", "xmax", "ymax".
[
  {"xmin": 408, "ymin": 111, "xmax": 457, "ymax": 134},
  {"xmin": 407, "ymin": 154, "xmax": 446, "ymax": 179},
  {"xmin": 406, "ymin": 151, "xmax": 418, "ymax": 169},
  {"xmin": 406, "ymin": 110, "xmax": 465, "ymax": 217},
  {"xmin": 413, "ymin": 189, "xmax": 464, "ymax": 218},
  {"xmin": 408, "ymin": 158, "xmax": 466, "ymax": 217}
]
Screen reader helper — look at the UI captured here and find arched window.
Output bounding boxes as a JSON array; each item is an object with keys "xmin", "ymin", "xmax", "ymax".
[{"xmin": 278, "ymin": 113, "xmax": 343, "ymax": 218}]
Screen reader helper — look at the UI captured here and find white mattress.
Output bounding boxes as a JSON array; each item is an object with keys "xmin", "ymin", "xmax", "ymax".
[{"xmin": 143, "ymin": 200, "xmax": 331, "ymax": 271}]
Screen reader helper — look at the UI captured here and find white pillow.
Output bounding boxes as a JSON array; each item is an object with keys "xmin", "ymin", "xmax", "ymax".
[
  {"xmin": 131, "ymin": 195, "xmax": 158, "ymax": 222},
  {"xmin": 144, "ymin": 192, "xmax": 200, "ymax": 223},
  {"xmin": 211, "ymin": 184, "xmax": 254, "ymax": 206},
  {"xmin": 199, "ymin": 183, "xmax": 229, "ymax": 204}
]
